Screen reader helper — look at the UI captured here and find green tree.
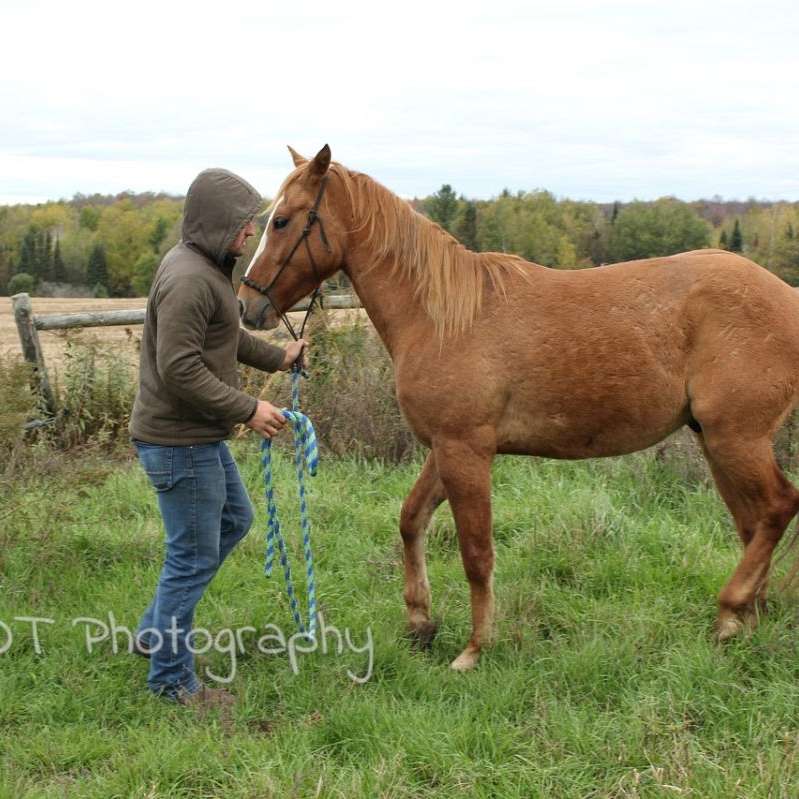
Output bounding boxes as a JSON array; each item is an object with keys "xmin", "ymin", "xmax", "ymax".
[
  {"xmin": 79, "ymin": 206, "xmax": 100, "ymax": 231},
  {"xmin": 556, "ymin": 235, "xmax": 578, "ymax": 268},
  {"xmin": 41, "ymin": 229, "xmax": 53, "ymax": 281},
  {"xmin": 17, "ymin": 229, "xmax": 35, "ymax": 277},
  {"xmin": 770, "ymin": 226, "xmax": 799, "ymax": 285},
  {"xmin": 719, "ymin": 229, "xmax": 728, "ymax": 249},
  {"xmin": 87, "ymin": 243, "xmax": 109, "ymax": 289},
  {"xmin": 52, "ymin": 238, "xmax": 67, "ymax": 282},
  {"xmin": 8, "ymin": 272, "xmax": 35, "ymax": 294},
  {"xmin": 425, "ymin": 184, "xmax": 459, "ymax": 231},
  {"xmin": 132, "ymin": 252, "xmax": 158, "ymax": 296},
  {"xmin": 730, "ymin": 219, "xmax": 743, "ymax": 252},
  {"xmin": 453, "ymin": 201, "xmax": 478, "ymax": 250},
  {"xmin": 607, "ymin": 199, "xmax": 710, "ymax": 262},
  {"xmin": 96, "ymin": 200, "xmax": 152, "ymax": 294},
  {"xmin": 149, "ymin": 216, "xmax": 170, "ymax": 252}
]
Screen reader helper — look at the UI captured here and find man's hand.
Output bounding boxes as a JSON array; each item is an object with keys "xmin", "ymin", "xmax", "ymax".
[
  {"xmin": 245, "ymin": 400, "xmax": 287, "ymax": 439},
  {"xmin": 281, "ymin": 339, "xmax": 309, "ymax": 371}
]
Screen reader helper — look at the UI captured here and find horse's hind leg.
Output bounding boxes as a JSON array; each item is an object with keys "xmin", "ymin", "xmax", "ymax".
[
  {"xmin": 400, "ymin": 451, "xmax": 446, "ymax": 648},
  {"xmin": 700, "ymin": 434, "xmax": 799, "ymax": 640}
]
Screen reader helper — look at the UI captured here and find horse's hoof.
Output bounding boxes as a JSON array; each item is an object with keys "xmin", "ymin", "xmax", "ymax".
[
  {"xmin": 715, "ymin": 609, "xmax": 754, "ymax": 642},
  {"xmin": 715, "ymin": 615, "xmax": 743, "ymax": 642},
  {"xmin": 450, "ymin": 647, "xmax": 480, "ymax": 672},
  {"xmin": 408, "ymin": 621, "xmax": 439, "ymax": 651}
]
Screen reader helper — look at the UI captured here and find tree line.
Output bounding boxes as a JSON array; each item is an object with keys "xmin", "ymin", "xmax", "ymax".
[
  {"xmin": 3, "ymin": 186, "xmax": 799, "ymax": 298},
  {"xmin": 419, "ymin": 185, "xmax": 799, "ymax": 285},
  {"xmin": 0, "ymin": 192, "xmax": 182, "ymax": 298}
]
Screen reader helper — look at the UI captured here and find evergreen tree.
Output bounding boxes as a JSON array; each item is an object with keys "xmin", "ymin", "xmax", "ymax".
[
  {"xmin": 17, "ymin": 230, "xmax": 35, "ymax": 276},
  {"xmin": 53, "ymin": 237, "xmax": 67, "ymax": 282},
  {"xmin": 425, "ymin": 184, "xmax": 459, "ymax": 231},
  {"xmin": 41, "ymin": 230, "xmax": 53, "ymax": 281},
  {"xmin": 611, "ymin": 201, "xmax": 621, "ymax": 224},
  {"xmin": 730, "ymin": 218, "xmax": 743, "ymax": 252},
  {"xmin": 786, "ymin": 222, "xmax": 795, "ymax": 240},
  {"xmin": 454, "ymin": 201, "xmax": 479, "ymax": 251},
  {"xmin": 87, "ymin": 243, "xmax": 109, "ymax": 289},
  {"xmin": 719, "ymin": 229, "xmax": 728, "ymax": 249}
]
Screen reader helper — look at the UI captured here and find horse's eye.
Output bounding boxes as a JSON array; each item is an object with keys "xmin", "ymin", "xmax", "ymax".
[{"xmin": 273, "ymin": 217, "xmax": 289, "ymax": 230}]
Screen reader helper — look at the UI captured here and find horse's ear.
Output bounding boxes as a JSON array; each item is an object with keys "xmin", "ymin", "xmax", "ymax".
[
  {"xmin": 309, "ymin": 144, "xmax": 331, "ymax": 177},
  {"xmin": 288, "ymin": 146, "xmax": 307, "ymax": 167}
]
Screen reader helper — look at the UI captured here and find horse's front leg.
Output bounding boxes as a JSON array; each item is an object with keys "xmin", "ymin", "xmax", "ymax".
[
  {"xmin": 400, "ymin": 451, "xmax": 447, "ymax": 648},
  {"xmin": 434, "ymin": 435, "xmax": 495, "ymax": 671}
]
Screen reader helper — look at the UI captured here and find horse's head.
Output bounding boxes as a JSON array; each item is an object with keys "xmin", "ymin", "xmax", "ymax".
[{"xmin": 238, "ymin": 144, "xmax": 347, "ymax": 330}]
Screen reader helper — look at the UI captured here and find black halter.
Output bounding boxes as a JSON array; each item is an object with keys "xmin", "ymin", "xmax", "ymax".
[{"xmin": 240, "ymin": 176, "xmax": 331, "ymax": 345}]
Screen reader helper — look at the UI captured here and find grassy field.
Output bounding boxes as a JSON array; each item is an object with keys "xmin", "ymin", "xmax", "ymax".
[{"xmin": 4, "ymin": 443, "xmax": 799, "ymax": 798}]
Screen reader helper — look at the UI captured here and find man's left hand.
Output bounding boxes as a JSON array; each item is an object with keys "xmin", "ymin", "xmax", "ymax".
[{"xmin": 281, "ymin": 339, "xmax": 309, "ymax": 371}]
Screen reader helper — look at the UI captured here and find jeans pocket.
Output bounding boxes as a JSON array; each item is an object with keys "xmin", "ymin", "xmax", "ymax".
[{"xmin": 135, "ymin": 442, "xmax": 175, "ymax": 492}]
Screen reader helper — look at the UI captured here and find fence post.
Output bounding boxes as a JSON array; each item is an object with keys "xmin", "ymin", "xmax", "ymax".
[{"xmin": 11, "ymin": 293, "xmax": 57, "ymax": 416}]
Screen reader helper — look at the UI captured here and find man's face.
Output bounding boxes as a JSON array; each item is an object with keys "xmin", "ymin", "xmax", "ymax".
[{"xmin": 229, "ymin": 218, "xmax": 257, "ymax": 256}]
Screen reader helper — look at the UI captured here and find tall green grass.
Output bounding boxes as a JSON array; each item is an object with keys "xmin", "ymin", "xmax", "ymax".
[{"xmin": 4, "ymin": 443, "xmax": 799, "ymax": 798}]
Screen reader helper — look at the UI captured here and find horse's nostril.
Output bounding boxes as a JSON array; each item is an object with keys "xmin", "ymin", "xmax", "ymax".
[{"xmin": 238, "ymin": 298, "xmax": 246, "ymax": 319}]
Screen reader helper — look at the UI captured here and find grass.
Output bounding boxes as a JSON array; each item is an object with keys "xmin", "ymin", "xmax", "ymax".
[{"xmin": 3, "ymin": 442, "xmax": 799, "ymax": 798}]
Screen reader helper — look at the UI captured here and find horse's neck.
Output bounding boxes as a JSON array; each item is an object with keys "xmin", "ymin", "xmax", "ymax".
[{"xmin": 343, "ymin": 248, "xmax": 430, "ymax": 360}]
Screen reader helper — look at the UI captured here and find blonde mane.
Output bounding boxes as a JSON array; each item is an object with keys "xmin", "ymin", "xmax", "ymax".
[{"xmin": 281, "ymin": 161, "xmax": 531, "ymax": 337}]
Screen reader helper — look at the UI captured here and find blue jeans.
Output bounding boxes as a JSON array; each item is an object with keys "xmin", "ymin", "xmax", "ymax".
[{"xmin": 133, "ymin": 439, "xmax": 254, "ymax": 699}]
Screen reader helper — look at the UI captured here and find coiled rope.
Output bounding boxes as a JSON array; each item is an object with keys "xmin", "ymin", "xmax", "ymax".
[{"xmin": 260, "ymin": 366, "xmax": 319, "ymax": 639}]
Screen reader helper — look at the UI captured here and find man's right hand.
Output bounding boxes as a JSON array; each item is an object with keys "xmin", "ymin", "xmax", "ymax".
[{"xmin": 245, "ymin": 400, "xmax": 287, "ymax": 438}]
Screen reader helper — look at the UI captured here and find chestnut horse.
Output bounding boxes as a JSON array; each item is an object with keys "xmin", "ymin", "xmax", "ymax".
[{"xmin": 239, "ymin": 145, "xmax": 799, "ymax": 671}]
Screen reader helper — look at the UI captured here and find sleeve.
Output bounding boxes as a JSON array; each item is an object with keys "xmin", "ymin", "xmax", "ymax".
[
  {"xmin": 237, "ymin": 328, "xmax": 286, "ymax": 372},
  {"xmin": 154, "ymin": 275, "xmax": 258, "ymax": 423}
]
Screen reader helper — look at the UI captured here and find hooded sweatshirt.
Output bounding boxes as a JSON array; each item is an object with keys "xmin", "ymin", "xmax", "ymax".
[{"xmin": 129, "ymin": 168, "xmax": 285, "ymax": 445}]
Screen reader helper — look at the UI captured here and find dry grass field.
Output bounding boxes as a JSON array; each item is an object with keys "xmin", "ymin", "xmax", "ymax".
[
  {"xmin": 1, "ymin": 296, "xmax": 366, "ymax": 371},
  {"xmin": 1, "ymin": 297, "xmax": 149, "ymax": 367}
]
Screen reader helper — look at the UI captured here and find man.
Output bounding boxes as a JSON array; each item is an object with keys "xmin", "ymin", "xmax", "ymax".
[{"xmin": 129, "ymin": 168, "xmax": 306, "ymax": 706}]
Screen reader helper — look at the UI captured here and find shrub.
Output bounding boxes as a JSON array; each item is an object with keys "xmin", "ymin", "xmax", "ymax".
[
  {"xmin": 50, "ymin": 332, "xmax": 137, "ymax": 450},
  {"xmin": 0, "ymin": 354, "xmax": 36, "ymax": 462},
  {"xmin": 240, "ymin": 313, "xmax": 419, "ymax": 463},
  {"xmin": 8, "ymin": 272, "xmax": 35, "ymax": 295}
]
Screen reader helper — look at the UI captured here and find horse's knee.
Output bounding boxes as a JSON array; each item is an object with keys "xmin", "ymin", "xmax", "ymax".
[{"xmin": 460, "ymin": 541, "xmax": 494, "ymax": 585}]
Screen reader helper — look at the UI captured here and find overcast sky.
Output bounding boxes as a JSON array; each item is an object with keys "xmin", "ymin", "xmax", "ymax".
[{"xmin": 2, "ymin": 0, "xmax": 799, "ymax": 205}]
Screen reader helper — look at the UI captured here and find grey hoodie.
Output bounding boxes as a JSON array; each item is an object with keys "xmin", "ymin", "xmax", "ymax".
[{"xmin": 129, "ymin": 168, "xmax": 285, "ymax": 445}]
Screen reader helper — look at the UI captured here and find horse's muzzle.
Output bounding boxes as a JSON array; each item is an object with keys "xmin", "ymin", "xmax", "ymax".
[{"xmin": 240, "ymin": 296, "xmax": 280, "ymax": 331}]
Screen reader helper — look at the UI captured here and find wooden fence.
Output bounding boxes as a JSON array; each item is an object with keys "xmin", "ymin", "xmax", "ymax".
[{"xmin": 11, "ymin": 291, "xmax": 361, "ymax": 417}]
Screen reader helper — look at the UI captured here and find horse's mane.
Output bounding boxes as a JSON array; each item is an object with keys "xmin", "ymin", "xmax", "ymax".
[{"xmin": 280, "ymin": 161, "xmax": 530, "ymax": 337}]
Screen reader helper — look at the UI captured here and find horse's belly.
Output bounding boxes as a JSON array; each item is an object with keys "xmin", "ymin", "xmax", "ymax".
[{"xmin": 496, "ymin": 388, "xmax": 686, "ymax": 459}]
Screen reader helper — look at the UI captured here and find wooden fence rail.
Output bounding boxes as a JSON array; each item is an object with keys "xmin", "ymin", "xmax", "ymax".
[{"xmin": 11, "ymin": 291, "xmax": 362, "ymax": 417}]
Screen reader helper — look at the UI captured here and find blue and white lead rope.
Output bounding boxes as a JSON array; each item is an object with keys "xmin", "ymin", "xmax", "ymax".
[{"xmin": 261, "ymin": 367, "xmax": 319, "ymax": 639}]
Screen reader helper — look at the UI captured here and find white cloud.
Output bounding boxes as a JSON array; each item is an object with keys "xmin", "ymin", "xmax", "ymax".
[{"xmin": 2, "ymin": 0, "xmax": 798, "ymax": 202}]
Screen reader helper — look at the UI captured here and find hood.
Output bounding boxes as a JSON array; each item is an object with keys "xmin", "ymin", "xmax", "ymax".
[{"xmin": 181, "ymin": 168, "xmax": 262, "ymax": 267}]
